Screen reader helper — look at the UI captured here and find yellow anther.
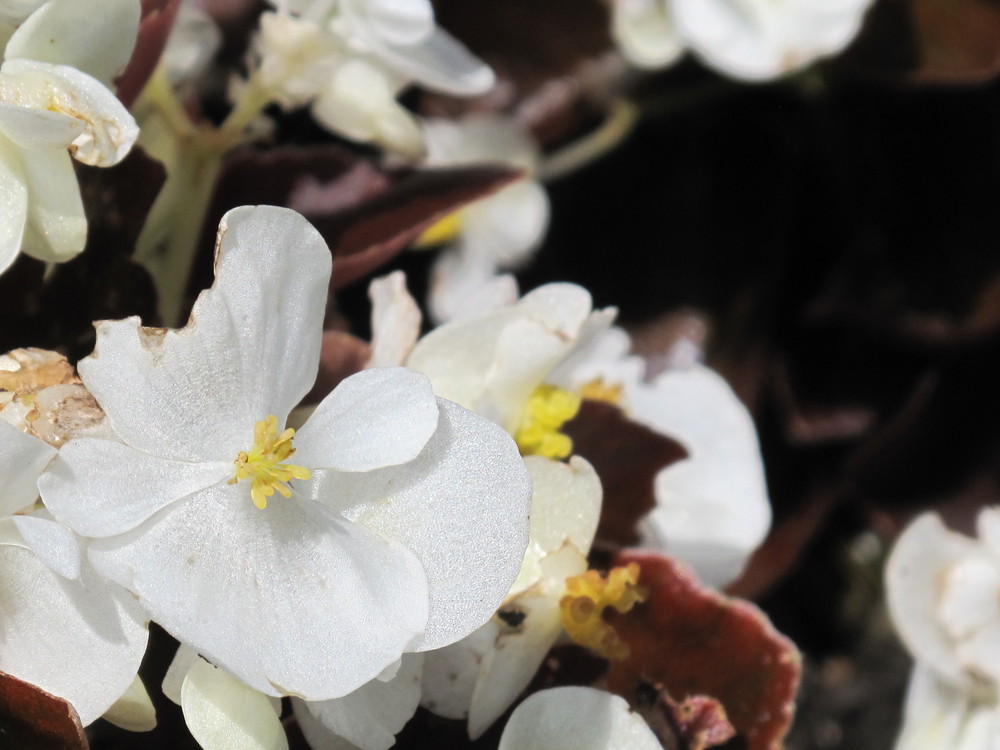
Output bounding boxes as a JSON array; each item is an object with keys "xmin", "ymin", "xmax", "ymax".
[
  {"xmin": 228, "ymin": 415, "xmax": 311, "ymax": 509},
  {"xmin": 413, "ymin": 211, "xmax": 464, "ymax": 248},
  {"xmin": 559, "ymin": 562, "xmax": 647, "ymax": 661},
  {"xmin": 514, "ymin": 384, "xmax": 582, "ymax": 459},
  {"xmin": 579, "ymin": 377, "xmax": 624, "ymax": 405}
]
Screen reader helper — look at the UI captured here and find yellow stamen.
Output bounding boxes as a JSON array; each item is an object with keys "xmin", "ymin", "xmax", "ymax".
[
  {"xmin": 228, "ymin": 415, "xmax": 311, "ymax": 509},
  {"xmin": 514, "ymin": 384, "xmax": 582, "ymax": 459},
  {"xmin": 579, "ymin": 377, "xmax": 624, "ymax": 405},
  {"xmin": 413, "ymin": 211, "xmax": 464, "ymax": 248},
  {"xmin": 559, "ymin": 562, "xmax": 647, "ymax": 660}
]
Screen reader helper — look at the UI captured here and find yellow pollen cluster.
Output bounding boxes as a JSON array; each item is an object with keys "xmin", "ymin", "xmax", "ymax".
[
  {"xmin": 513, "ymin": 384, "xmax": 582, "ymax": 459},
  {"xmin": 559, "ymin": 562, "xmax": 647, "ymax": 661},
  {"xmin": 578, "ymin": 377, "xmax": 624, "ymax": 405},
  {"xmin": 229, "ymin": 415, "xmax": 311, "ymax": 509}
]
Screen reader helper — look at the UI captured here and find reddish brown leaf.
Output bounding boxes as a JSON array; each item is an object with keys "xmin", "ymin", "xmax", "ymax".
[
  {"xmin": 305, "ymin": 331, "xmax": 372, "ymax": 404},
  {"xmin": 116, "ymin": 0, "xmax": 183, "ymax": 108},
  {"xmin": 638, "ymin": 689, "xmax": 736, "ymax": 750},
  {"xmin": 910, "ymin": 0, "xmax": 1000, "ymax": 83},
  {"xmin": 563, "ymin": 401, "xmax": 687, "ymax": 548},
  {"xmin": 0, "ymin": 671, "xmax": 87, "ymax": 750},
  {"xmin": 607, "ymin": 551, "xmax": 801, "ymax": 750}
]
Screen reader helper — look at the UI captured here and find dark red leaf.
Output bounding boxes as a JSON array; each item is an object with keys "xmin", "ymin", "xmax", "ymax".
[
  {"xmin": 607, "ymin": 551, "xmax": 801, "ymax": 750},
  {"xmin": 116, "ymin": 0, "xmax": 183, "ymax": 108},
  {"xmin": 0, "ymin": 671, "xmax": 87, "ymax": 750}
]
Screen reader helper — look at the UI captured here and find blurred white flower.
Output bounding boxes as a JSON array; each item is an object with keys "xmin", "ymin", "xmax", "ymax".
[
  {"xmin": 611, "ymin": 0, "xmax": 875, "ymax": 81},
  {"xmin": 39, "ymin": 206, "xmax": 531, "ymax": 702},
  {"xmin": 419, "ymin": 115, "xmax": 549, "ymax": 325},
  {"xmin": 887, "ymin": 509, "xmax": 1000, "ymax": 749},
  {"xmin": 498, "ymin": 686, "xmax": 664, "ymax": 750},
  {"xmin": 0, "ymin": 0, "xmax": 139, "ymax": 273},
  {"xmin": 255, "ymin": 0, "xmax": 494, "ymax": 154}
]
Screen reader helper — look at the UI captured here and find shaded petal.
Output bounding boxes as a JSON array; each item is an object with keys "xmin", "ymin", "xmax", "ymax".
[
  {"xmin": 0, "ymin": 59, "xmax": 137, "ymax": 166},
  {"xmin": 182, "ymin": 659, "xmax": 288, "ymax": 750},
  {"xmin": 294, "ymin": 368, "xmax": 438, "ymax": 472},
  {"xmin": 367, "ymin": 272, "xmax": 421, "ymax": 369},
  {"xmin": 102, "ymin": 675, "xmax": 157, "ymax": 732},
  {"xmin": 461, "ymin": 179, "xmax": 550, "ymax": 268},
  {"xmin": 940, "ymin": 558, "xmax": 1000, "ymax": 639},
  {"xmin": 0, "ymin": 137, "xmax": 27, "ymax": 274},
  {"xmin": 344, "ymin": 0, "xmax": 434, "ymax": 46},
  {"xmin": 420, "ymin": 623, "xmax": 496, "ymax": 720},
  {"xmin": 38, "ymin": 437, "xmax": 231, "ymax": 537},
  {"xmin": 4, "ymin": 0, "xmax": 140, "ymax": 85},
  {"xmin": 378, "ymin": 27, "xmax": 495, "ymax": 95},
  {"xmin": 0, "ymin": 418, "xmax": 54, "ymax": 516},
  {"xmin": 0, "ymin": 519, "xmax": 149, "ymax": 726},
  {"xmin": 632, "ymin": 364, "xmax": 770, "ymax": 588},
  {"xmin": 498, "ymin": 686, "xmax": 662, "ymax": 750},
  {"xmin": 79, "ymin": 206, "xmax": 331, "ymax": 462},
  {"xmin": 293, "ymin": 653, "xmax": 423, "ymax": 750},
  {"xmin": 10, "ymin": 514, "xmax": 81, "ymax": 580},
  {"xmin": 17, "ymin": 147, "xmax": 86, "ymax": 263},
  {"xmin": 612, "ymin": 0, "xmax": 685, "ymax": 69},
  {"xmin": 886, "ymin": 513, "xmax": 980, "ymax": 688},
  {"xmin": 894, "ymin": 664, "xmax": 983, "ymax": 750},
  {"xmin": 162, "ymin": 644, "xmax": 201, "ymax": 705},
  {"xmin": 317, "ymin": 399, "xmax": 531, "ymax": 651},
  {"xmin": 0, "ymin": 102, "xmax": 82, "ymax": 150},
  {"xmin": 89, "ymin": 483, "xmax": 430, "ymax": 700}
]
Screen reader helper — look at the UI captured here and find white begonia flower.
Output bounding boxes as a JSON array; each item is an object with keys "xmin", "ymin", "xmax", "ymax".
[
  {"xmin": 0, "ymin": 0, "xmax": 139, "ymax": 273},
  {"xmin": 498, "ymin": 686, "xmax": 664, "ymax": 750},
  {"xmin": 886, "ymin": 509, "xmax": 1000, "ymax": 749},
  {"xmin": 256, "ymin": 0, "xmax": 494, "ymax": 154},
  {"xmin": 0, "ymin": 418, "xmax": 149, "ymax": 726},
  {"xmin": 38, "ymin": 205, "xmax": 532, "ymax": 702},
  {"xmin": 611, "ymin": 0, "xmax": 874, "ymax": 81},
  {"xmin": 420, "ymin": 116, "xmax": 550, "ymax": 325}
]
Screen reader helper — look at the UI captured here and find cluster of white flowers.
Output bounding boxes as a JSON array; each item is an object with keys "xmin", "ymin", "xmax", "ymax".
[{"xmin": 610, "ymin": 0, "xmax": 876, "ymax": 80}]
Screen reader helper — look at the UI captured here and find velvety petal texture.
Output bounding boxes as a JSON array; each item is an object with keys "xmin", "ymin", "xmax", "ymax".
[
  {"xmin": 498, "ymin": 687, "xmax": 664, "ymax": 750},
  {"xmin": 0, "ymin": 417, "xmax": 55, "ymax": 516}
]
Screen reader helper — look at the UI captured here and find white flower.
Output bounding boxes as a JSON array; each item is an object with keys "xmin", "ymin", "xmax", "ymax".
[
  {"xmin": 0, "ymin": 0, "xmax": 139, "ymax": 273},
  {"xmin": 498, "ymin": 686, "xmax": 664, "ymax": 750},
  {"xmin": 886, "ymin": 509, "xmax": 1000, "ymax": 749},
  {"xmin": 611, "ymin": 0, "xmax": 875, "ymax": 81},
  {"xmin": 0, "ymin": 419, "xmax": 148, "ymax": 726},
  {"xmin": 256, "ymin": 0, "xmax": 494, "ymax": 154},
  {"xmin": 38, "ymin": 205, "xmax": 532, "ymax": 702},
  {"xmin": 420, "ymin": 115, "xmax": 550, "ymax": 325}
]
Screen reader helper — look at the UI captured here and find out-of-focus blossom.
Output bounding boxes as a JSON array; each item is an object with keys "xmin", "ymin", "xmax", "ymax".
[
  {"xmin": 0, "ymin": 0, "xmax": 139, "ymax": 273},
  {"xmin": 39, "ymin": 206, "xmax": 531, "ymax": 702},
  {"xmin": 887, "ymin": 509, "xmax": 1000, "ymax": 749},
  {"xmin": 419, "ymin": 115, "xmax": 549, "ymax": 324},
  {"xmin": 254, "ymin": 0, "xmax": 494, "ymax": 155},
  {"xmin": 161, "ymin": 0, "xmax": 223, "ymax": 84},
  {"xmin": 498, "ymin": 686, "xmax": 664, "ymax": 750},
  {"xmin": 611, "ymin": 0, "xmax": 875, "ymax": 81}
]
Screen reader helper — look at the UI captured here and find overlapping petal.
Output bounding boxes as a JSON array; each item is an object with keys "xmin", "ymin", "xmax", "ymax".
[
  {"xmin": 78, "ymin": 206, "xmax": 331, "ymax": 462},
  {"xmin": 0, "ymin": 135, "xmax": 27, "ymax": 273},
  {"xmin": 16, "ymin": 146, "xmax": 86, "ymax": 262},
  {"xmin": 0, "ymin": 417, "xmax": 54, "ymax": 516}
]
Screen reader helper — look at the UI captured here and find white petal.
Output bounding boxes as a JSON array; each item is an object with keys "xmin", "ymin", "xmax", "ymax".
[
  {"xmin": 0, "ymin": 136, "xmax": 27, "ymax": 274},
  {"xmin": 509, "ymin": 456, "xmax": 601, "ymax": 596},
  {"xmin": 423, "ymin": 115, "xmax": 538, "ymax": 168},
  {"xmin": 367, "ymin": 272, "xmax": 421, "ymax": 369},
  {"xmin": 428, "ymin": 251, "xmax": 520, "ymax": 325},
  {"xmin": 0, "ymin": 520, "xmax": 149, "ymax": 726},
  {"xmin": 632, "ymin": 364, "xmax": 771, "ymax": 587},
  {"xmin": 0, "ymin": 418, "xmax": 54, "ymax": 516},
  {"xmin": 0, "ymin": 102, "xmax": 82, "ymax": 150},
  {"xmin": 461, "ymin": 179, "xmax": 550, "ymax": 269},
  {"xmin": 886, "ymin": 513, "xmax": 980, "ymax": 688},
  {"xmin": 102, "ymin": 674, "xmax": 157, "ymax": 733},
  {"xmin": 344, "ymin": 0, "xmax": 434, "ymax": 46},
  {"xmin": 163, "ymin": 644, "xmax": 203, "ymax": 706},
  {"xmin": 78, "ymin": 206, "xmax": 331, "ymax": 463},
  {"xmin": 17, "ymin": 147, "xmax": 87, "ymax": 263},
  {"xmin": 498, "ymin": 686, "xmax": 663, "ymax": 750},
  {"xmin": 420, "ymin": 622, "xmax": 497, "ymax": 720},
  {"xmin": 4, "ymin": 0, "xmax": 141, "ymax": 86},
  {"xmin": 293, "ymin": 653, "xmax": 423, "ymax": 750},
  {"xmin": 0, "ymin": 59, "xmax": 137, "ymax": 166},
  {"xmin": 977, "ymin": 507, "xmax": 1000, "ymax": 557},
  {"xmin": 294, "ymin": 368, "xmax": 438, "ymax": 472},
  {"xmin": 10, "ymin": 514, "xmax": 81, "ymax": 580},
  {"xmin": 319, "ymin": 399, "xmax": 531, "ymax": 651},
  {"xmin": 377, "ymin": 27, "xmax": 495, "ymax": 95},
  {"xmin": 893, "ymin": 664, "xmax": 997, "ymax": 750},
  {"xmin": 38, "ymin": 437, "xmax": 231, "ymax": 537},
  {"xmin": 940, "ymin": 558, "xmax": 1000, "ymax": 639},
  {"xmin": 182, "ymin": 659, "xmax": 288, "ymax": 750},
  {"xmin": 88, "ymin": 483, "xmax": 430, "ymax": 700},
  {"xmin": 468, "ymin": 583, "xmax": 568, "ymax": 739},
  {"xmin": 612, "ymin": 0, "xmax": 685, "ymax": 69}
]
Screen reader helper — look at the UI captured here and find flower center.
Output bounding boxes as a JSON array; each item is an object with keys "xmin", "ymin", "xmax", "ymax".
[
  {"xmin": 559, "ymin": 562, "xmax": 647, "ymax": 660},
  {"xmin": 228, "ymin": 415, "xmax": 311, "ymax": 509},
  {"xmin": 514, "ymin": 384, "xmax": 582, "ymax": 460}
]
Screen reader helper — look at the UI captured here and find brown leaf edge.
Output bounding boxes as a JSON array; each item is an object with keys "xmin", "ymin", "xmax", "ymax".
[
  {"xmin": 606, "ymin": 551, "xmax": 801, "ymax": 750},
  {"xmin": 0, "ymin": 671, "xmax": 88, "ymax": 750}
]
